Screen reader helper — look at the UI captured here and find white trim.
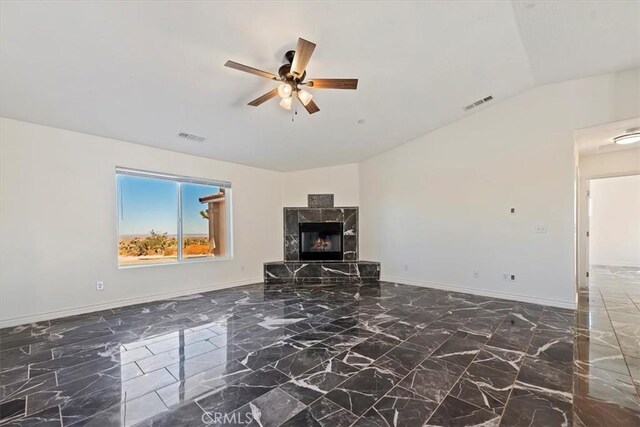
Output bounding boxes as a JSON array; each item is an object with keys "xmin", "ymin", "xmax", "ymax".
[
  {"xmin": 381, "ymin": 276, "xmax": 576, "ymax": 310},
  {"xmin": 177, "ymin": 181, "xmax": 183, "ymax": 261},
  {"xmin": 117, "ymin": 255, "xmax": 234, "ymax": 269},
  {"xmin": 115, "ymin": 166, "xmax": 232, "ymax": 188},
  {"xmin": 0, "ymin": 277, "xmax": 261, "ymax": 329}
]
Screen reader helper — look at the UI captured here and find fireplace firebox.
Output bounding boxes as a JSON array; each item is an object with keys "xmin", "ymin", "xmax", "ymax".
[{"xmin": 299, "ymin": 222, "xmax": 343, "ymax": 261}]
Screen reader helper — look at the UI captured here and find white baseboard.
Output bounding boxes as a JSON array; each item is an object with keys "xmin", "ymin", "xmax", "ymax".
[
  {"xmin": 381, "ymin": 276, "xmax": 576, "ymax": 310},
  {"xmin": 0, "ymin": 278, "xmax": 262, "ymax": 329},
  {"xmin": 2, "ymin": 276, "xmax": 576, "ymax": 329}
]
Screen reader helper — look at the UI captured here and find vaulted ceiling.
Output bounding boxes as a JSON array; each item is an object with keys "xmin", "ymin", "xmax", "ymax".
[{"xmin": 1, "ymin": 1, "xmax": 639, "ymax": 171}]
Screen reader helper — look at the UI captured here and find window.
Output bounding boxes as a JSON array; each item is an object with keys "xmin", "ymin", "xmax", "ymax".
[{"xmin": 117, "ymin": 168, "xmax": 231, "ymax": 267}]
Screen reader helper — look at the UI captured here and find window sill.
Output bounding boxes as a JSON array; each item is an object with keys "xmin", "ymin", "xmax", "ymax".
[{"xmin": 118, "ymin": 255, "xmax": 233, "ymax": 270}]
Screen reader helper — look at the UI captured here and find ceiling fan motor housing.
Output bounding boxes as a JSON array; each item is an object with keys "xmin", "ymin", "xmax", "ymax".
[
  {"xmin": 279, "ymin": 52, "xmax": 306, "ymax": 83},
  {"xmin": 284, "ymin": 50, "xmax": 295, "ymax": 64}
]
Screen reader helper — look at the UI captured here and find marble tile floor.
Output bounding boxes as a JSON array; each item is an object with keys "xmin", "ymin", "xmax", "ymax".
[
  {"xmin": 574, "ymin": 265, "xmax": 640, "ymax": 425},
  {"xmin": 0, "ymin": 274, "xmax": 637, "ymax": 426}
]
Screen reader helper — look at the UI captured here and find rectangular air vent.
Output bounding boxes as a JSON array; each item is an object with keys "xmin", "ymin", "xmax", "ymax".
[
  {"xmin": 463, "ymin": 95, "xmax": 493, "ymax": 111},
  {"xmin": 178, "ymin": 132, "xmax": 206, "ymax": 142}
]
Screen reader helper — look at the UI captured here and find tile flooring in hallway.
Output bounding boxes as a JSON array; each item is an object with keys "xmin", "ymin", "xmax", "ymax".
[
  {"xmin": 574, "ymin": 265, "xmax": 640, "ymax": 425},
  {"xmin": 0, "ymin": 271, "xmax": 638, "ymax": 426}
]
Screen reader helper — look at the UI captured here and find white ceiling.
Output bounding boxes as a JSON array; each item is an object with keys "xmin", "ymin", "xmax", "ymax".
[
  {"xmin": 512, "ymin": 1, "xmax": 640, "ymax": 85},
  {"xmin": 1, "ymin": 1, "xmax": 639, "ymax": 171},
  {"xmin": 575, "ymin": 117, "xmax": 640, "ymax": 156}
]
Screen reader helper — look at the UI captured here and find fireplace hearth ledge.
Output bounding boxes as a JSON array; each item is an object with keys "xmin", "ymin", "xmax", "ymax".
[{"xmin": 264, "ymin": 260, "xmax": 381, "ymax": 284}]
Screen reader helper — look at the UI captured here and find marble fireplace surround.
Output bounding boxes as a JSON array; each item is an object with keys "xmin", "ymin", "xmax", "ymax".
[
  {"xmin": 264, "ymin": 194, "xmax": 380, "ymax": 284},
  {"xmin": 283, "ymin": 195, "xmax": 358, "ymax": 261}
]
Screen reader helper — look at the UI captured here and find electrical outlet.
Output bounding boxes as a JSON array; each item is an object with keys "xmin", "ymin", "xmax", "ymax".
[
  {"xmin": 502, "ymin": 273, "xmax": 509, "ymax": 281},
  {"xmin": 473, "ymin": 271, "xmax": 480, "ymax": 278},
  {"xmin": 502, "ymin": 273, "xmax": 516, "ymax": 282},
  {"xmin": 96, "ymin": 281, "xmax": 104, "ymax": 291},
  {"xmin": 535, "ymin": 226, "xmax": 547, "ymax": 234}
]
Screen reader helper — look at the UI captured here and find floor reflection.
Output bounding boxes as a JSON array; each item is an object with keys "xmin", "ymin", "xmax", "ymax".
[
  {"xmin": 574, "ymin": 265, "xmax": 640, "ymax": 425},
  {"xmin": 2, "ymin": 273, "xmax": 639, "ymax": 425}
]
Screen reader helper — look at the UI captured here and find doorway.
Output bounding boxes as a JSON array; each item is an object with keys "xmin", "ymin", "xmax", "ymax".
[
  {"xmin": 587, "ymin": 174, "xmax": 640, "ymax": 289},
  {"xmin": 574, "ymin": 117, "xmax": 640, "ymax": 292}
]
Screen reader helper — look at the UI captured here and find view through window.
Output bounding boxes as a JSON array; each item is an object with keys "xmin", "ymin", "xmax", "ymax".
[{"xmin": 117, "ymin": 168, "xmax": 231, "ymax": 266}]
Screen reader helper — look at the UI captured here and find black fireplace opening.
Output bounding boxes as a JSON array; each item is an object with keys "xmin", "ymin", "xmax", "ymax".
[{"xmin": 299, "ymin": 222, "xmax": 343, "ymax": 261}]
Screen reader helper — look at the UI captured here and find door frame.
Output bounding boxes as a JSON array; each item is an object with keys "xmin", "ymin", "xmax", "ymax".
[{"xmin": 577, "ymin": 171, "xmax": 640, "ymax": 290}]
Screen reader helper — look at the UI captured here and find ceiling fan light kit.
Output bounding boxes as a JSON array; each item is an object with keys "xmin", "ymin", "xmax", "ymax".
[
  {"xmin": 224, "ymin": 37, "xmax": 358, "ymax": 115},
  {"xmin": 297, "ymin": 89, "xmax": 313, "ymax": 106},
  {"xmin": 279, "ymin": 97, "xmax": 292, "ymax": 110},
  {"xmin": 277, "ymin": 83, "xmax": 293, "ymax": 99}
]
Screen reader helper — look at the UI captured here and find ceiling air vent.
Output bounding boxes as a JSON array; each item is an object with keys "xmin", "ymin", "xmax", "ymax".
[
  {"xmin": 463, "ymin": 95, "xmax": 494, "ymax": 111},
  {"xmin": 178, "ymin": 132, "xmax": 206, "ymax": 142}
]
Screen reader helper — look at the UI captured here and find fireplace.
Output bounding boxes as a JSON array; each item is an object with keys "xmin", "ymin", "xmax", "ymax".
[
  {"xmin": 264, "ymin": 194, "xmax": 380, "ymax": 284},
  {"xmin": 299, "ymin": 222, "xmax": 343, "ymax": 261}
]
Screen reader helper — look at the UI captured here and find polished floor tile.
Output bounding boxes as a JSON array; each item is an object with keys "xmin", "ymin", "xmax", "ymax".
[
  {"xmin": 572, "ymin": 265, "xmax": 640, "ymax": 425},
  {"xmin": 1, "ymin": 267, "xmax": 639, "ymax": 425}
]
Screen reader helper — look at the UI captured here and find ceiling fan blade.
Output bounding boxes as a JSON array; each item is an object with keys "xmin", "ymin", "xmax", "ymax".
[
  {"xmin": 300, "ymin": 97, "xmax": 320, "ymax": 114},
  {"xmin": 290, "ymin": 38, "xmax": 316, "ymax": 77},
  {"xmin": 307, "ymin": 79, "xmax": 358, "ymax": 90},
  {"xmin": 225, "ymin": 60, "xmax": 278, "ymax": 80},
  {"xmin": 248, "ymin": 88, "xmax": 279, "ymax": 106}
]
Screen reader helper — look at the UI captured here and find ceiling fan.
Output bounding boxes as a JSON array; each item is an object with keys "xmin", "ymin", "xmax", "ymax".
[{"xmin": 225, "ymin": 38, "xmax": 358, "ymax": 114}]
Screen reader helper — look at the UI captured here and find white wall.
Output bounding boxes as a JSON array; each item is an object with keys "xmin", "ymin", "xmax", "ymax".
[
  {"xmin": 282, "ymin": 164, "xmax": 360, "ymax": 207},
  {"xmin": 359, "ymin": 69, "xmax": 640, "ymax": 309},
  {"xmin": 589, "ymin": 175, "xmax": 640, "ymax": 267},
  {"xmin": 0, "ymin": 119, "xmax": 362, "ymax": 327},
  {"xmin": 2, "ymin": 70, "xmax": 639, "ymax": 325},
  {"xmin": 0, "ymin": 118, "xmax": 284, "ymax": 327},
  {"xmin": 579, "ymin": 149, "xmax": 640, "ymax": 178}
]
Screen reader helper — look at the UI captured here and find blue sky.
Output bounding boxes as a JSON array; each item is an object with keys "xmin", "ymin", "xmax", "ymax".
[{"xmin": 118, "ymin": 175, "xmax": 219, "ymax": 236}]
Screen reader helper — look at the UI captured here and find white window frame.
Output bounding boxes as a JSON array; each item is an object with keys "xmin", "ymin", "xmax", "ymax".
[{"xmin": 116, "ymin": 167, "xmax": 233, "ymax": 268}]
